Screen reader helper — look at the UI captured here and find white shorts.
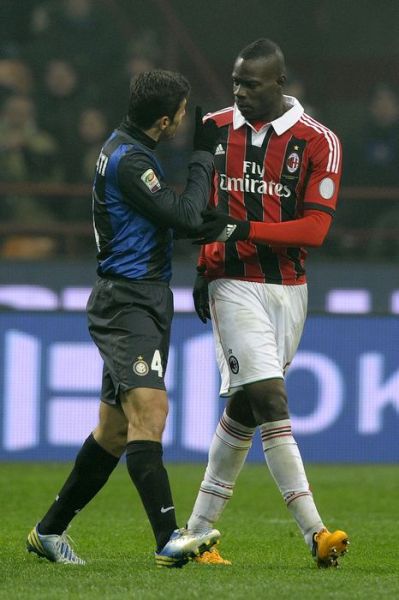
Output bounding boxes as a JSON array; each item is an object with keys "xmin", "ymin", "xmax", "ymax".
[{"xmin": 209, "ymin": 279, "xmax": 308, "ymax": 396}]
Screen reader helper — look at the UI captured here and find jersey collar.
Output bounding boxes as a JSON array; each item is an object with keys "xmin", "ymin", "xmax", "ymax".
[
  {"xmin": 233, "ymin": 95, "xmax": 304, "ymax": 136},
  {"xmin": 119, "ymin": 119, "xmax": 157, "ymax": 150}
]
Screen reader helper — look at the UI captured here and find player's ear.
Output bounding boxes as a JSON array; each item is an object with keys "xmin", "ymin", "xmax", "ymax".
[
  {"xmin": 159, "ymin": 115, "xmax": 171, "ymax": 131},
  {"xmin": 277, "ymin": 74, "xmax": 286, "ymax": 87}
]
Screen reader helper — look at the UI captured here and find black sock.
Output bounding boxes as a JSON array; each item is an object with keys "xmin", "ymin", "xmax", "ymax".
[
  {"xmin": 126, "ymin": 440, "xmax": 177, "ymax": 552},
  {"xmin": 39, "ymin": 434, "xmax": 120, "ymax": 535}
]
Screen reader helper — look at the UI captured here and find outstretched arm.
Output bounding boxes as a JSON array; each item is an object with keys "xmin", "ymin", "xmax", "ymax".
[{"xmin": 193, "ymin": 208, "xmax": 332, "ymax": 247}]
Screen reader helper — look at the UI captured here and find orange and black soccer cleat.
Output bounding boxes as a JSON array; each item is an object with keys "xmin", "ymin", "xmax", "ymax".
[
  {"xmin": 312, "ymin": 528, "xmax": 349, "ymax": 568},
  {"xmin": 194, "ymin": 546, "xmax": 232, "ymax": 565}
]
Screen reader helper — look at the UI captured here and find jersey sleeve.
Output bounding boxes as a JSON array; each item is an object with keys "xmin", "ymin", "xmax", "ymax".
[
  {"xmin": 118, "ymin": 148, "xmax": 214, "ymax": 231},
  {"xmin": 248, "ymin": 210, "xmax": 332, "ymax": 247},
  {"xmin": 302, "ymin": 129, "xmax": 342, "ymax": 217}
]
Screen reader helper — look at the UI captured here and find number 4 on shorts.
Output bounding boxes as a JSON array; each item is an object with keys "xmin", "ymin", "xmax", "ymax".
[{"xmin": 151, "ymin": 349, "xmax": 163, "ymax": 377}]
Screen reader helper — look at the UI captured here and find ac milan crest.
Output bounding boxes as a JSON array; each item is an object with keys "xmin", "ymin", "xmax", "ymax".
[
  {"xmin": 228, "ymin": 355, "xmax": 239, "ymax": 374},
  {"xmin": 286, "ymin": 152, "xmax": 300, "ymax": 174}
]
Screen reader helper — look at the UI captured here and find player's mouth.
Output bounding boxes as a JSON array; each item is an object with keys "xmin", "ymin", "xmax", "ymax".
[{"xmin": 236, "ymin": 102, "xmax": 252, "ymax": 115}]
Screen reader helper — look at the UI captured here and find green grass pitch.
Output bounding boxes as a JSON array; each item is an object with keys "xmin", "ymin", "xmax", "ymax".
[{"xmin": 1, "ymin": 463, "xmax": 398, "ymax": 599}]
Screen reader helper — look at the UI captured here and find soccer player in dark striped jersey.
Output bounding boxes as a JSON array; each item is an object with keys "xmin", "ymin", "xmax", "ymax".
[
  {"xmin": 188, "ymin": 39, "xmax": 349, "ymax": 568},
  {"xmin": 26, "ymin": 70, "xmax": 221, "ymax": 568}
]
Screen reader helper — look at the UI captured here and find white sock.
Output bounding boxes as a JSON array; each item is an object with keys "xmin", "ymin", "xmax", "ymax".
[
  {"xmin": 260, "ymin": 419, "xmax": 324, "ymax": 548},
  {"xmin": 187, "ymin": 410, "xmax": 255, "ymax": 531}
]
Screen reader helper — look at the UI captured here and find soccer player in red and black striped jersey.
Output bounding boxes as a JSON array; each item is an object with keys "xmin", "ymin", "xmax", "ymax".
[{"xmin": 188, "ymin": 39, "xmax": 349, "ymax": 568}]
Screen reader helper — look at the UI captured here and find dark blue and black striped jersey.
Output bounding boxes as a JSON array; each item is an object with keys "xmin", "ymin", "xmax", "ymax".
[{"xmin": 92, "ymin": 121, "xmax": 213, "ymax": 282}]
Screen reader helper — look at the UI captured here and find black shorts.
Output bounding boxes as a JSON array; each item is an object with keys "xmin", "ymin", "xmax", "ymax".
[{"xmin": 87, "ymin": 276, "xmax": 173, "ymax": 404}]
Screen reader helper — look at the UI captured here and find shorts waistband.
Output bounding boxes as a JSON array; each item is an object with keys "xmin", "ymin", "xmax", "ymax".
[{"xmin": 97, "ymin": 272, "xmax": 169, "ymax": 287}]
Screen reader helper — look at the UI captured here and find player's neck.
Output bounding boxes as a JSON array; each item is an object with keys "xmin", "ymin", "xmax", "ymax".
[
  {"xmin": 252, "ymin": 98, "xmax": 287, "ymax": 125},
  {"xmin": 249, "ymin": 119, "xmax": 269, "ymax": 132}
]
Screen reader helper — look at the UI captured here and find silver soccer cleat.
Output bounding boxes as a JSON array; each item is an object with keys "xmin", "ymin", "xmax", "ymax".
[
  {"xmin": 155, "ymin": 527, "xmax": 220, "ymax": 568},
  {"xmin": 27, "ymin": 524, "xmax": 86, "ymax": 565}
]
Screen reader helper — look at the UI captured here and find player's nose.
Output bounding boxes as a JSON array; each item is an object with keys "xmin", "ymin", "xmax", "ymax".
[{"xmin": 234, "ymin": 85, "xmax": 246, "ymax": 99}]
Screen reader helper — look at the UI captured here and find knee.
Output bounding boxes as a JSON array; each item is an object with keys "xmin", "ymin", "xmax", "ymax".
[
  {"xmin": 94, "ymin": 424, "xmax": 127, "ymax": 456},
  {"xmin": 245, "ymin": 379, "xmax": 289, "ymax": 424},
  {"xmin": 132, "ymin": 406, "xmax": 168, "ymax": 439},
  {"xmin": 122, "ymin": 388, "xmax": 169, "ymax": 441},
  {"xmin": 128, "ymin": 403, "xmax": 168, "ymax": 441},
  {"xmin": 226, "ymin": 391, "xmax": 257, "ymax": 428}
]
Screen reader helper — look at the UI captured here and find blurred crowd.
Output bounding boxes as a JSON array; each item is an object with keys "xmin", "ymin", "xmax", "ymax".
[
  {"xmin": 336, "ymin": 83, "xmax": 399, "ymax": 259},
  {"xmin": 0, "ymin": 0, "xmax": 398, "ymax": 260},
  {"xmin": 0, "ymin": 1, "xmax": 137, "ymax": 229}
]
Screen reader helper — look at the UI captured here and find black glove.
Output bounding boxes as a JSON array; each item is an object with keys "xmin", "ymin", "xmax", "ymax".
[
  {"xmin": 193, "ymin": 106, "xmax": 219, "ymax": 154},
  {"xmin": 193, "ymin": 267, "xmax": 210, "ymax": 323},
  {"xmin": 193, "ymin": 209, "xmax": 250, "ymax": 244}
]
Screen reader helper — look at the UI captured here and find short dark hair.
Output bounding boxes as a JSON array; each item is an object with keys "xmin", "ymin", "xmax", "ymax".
[
  {"xmin": 127, "ymin": 70, "xmax": 190, "ymax": 129},
  {"xmin": 238, "ymin": 38, "xmax": 282, "ymax": 61}
]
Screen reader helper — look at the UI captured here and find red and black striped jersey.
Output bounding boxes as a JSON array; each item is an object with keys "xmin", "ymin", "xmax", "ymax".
[{"xmin": 199, "ymin": 96, "xmax": 342, "ymax": 285}]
